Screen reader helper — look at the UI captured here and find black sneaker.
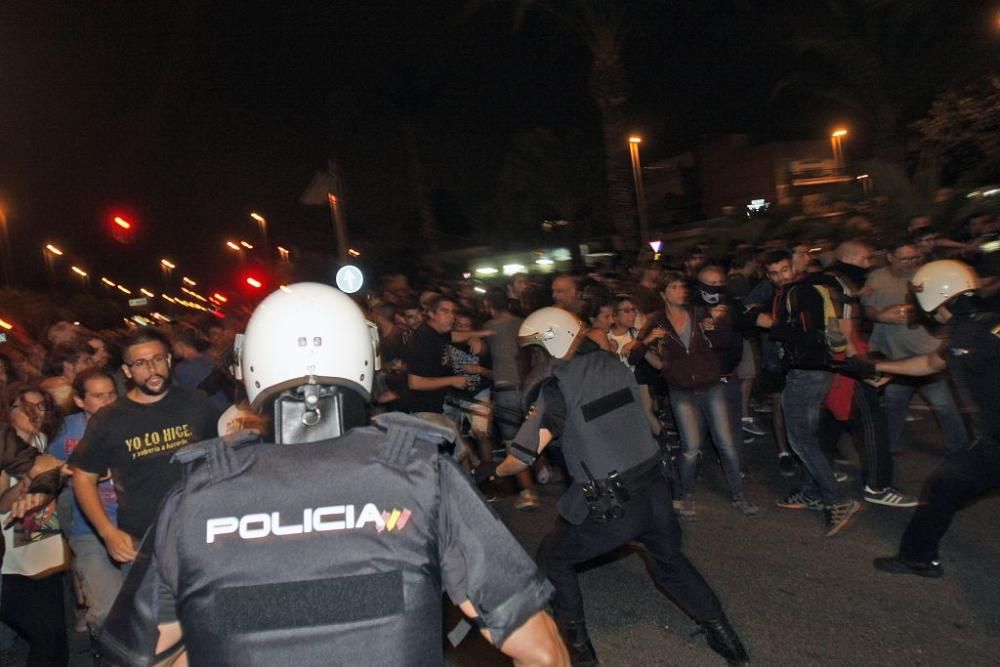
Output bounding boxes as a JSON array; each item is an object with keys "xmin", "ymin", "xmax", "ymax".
[
  {"xmin": 777, "ymin": 453, "xmax": 796, "ymax": 478},
  {"xmin": 700, "ymin": 615, "xmax": 749, "ymax": 666},
  {"xmin": 873, "ymin": 556, "xmax": 944, "ymax": 578}
]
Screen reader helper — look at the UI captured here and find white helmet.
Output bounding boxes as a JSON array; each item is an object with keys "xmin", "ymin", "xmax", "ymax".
[
  {"xmin": 910, "ymin": 260, "xmax": 980, "ymax": 312},
  {"xmin": 238, "ymin": 282, "xmax": 379, "ymax": 409},
  {"xmin": 518, "ymin": 307, "xmax": 583, "ymax": 359}
]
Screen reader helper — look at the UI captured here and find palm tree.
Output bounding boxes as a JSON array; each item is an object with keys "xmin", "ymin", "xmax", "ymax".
[{"xmin": 468, "ymin": 1, "xmax": 654, "ymax": 252}]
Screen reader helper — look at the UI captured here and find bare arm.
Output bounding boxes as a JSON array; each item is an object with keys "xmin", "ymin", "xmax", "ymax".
[
  {"xmin": 408, "ymin": 374, "xmax": 467, "ymax": 392},
  {"xmin": 458, "ymin": 601, "xmax": 568, "ymax": 667},
  {"xmin": 72, "ymin": 468, "xmax": 138, "ymax": 562},
  {"xmin": 497, "ymin": 429, "xmax": 553, "ymax": 476},
  {"xmin": 876, "ymin": 352, "xmax": 947, "ymax": 377}
]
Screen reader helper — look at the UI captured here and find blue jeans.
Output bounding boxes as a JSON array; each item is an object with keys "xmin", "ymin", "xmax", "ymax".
[
  {"xmin": 782, "ymin": 369, "xmax": 846, "ymax": 505},
  {"xmin": 883, "ymin": 374, "xmax": 968, "ymax": 454},
  {"xmin": 69, "ymin": 532, "xmax": 124, "ymax": 631},
  {"xmin": 669, "ymin": 380, "xmax": 745, "ymax": 499}
]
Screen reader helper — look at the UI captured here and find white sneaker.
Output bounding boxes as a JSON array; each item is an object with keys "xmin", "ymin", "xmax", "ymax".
[{"xmin": 864, "ymin": 486, "xmax": 918, "ymax": 508}]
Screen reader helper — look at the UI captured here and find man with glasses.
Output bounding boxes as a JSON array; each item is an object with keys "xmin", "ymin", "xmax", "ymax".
[
  {"xmin": 863, "ymin": 241, "xmax": 968, "ymax": 455},
  {"xmin": 68, "ymin": 329, "xmax": 220, "ymax": 567}
]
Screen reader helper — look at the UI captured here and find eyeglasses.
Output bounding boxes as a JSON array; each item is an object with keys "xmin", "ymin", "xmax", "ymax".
[
  {"xmin": 895, "ymin": 256, "xmax": 922, "ymax": 263},
  {"xmin": 128, "ymin": 354, "xmax": 169, "ymax": 371},
  {"xmin": 13, "ymin": 399, "xmax": 48, "ymax": 413},
  {"xmin": 616, "ymin": 307, "xmax": 637, "ymax": 313}
]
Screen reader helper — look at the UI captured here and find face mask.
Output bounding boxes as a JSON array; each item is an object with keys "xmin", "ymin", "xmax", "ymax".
[{"xmin": 694, "ymin": 281, "xmax": 727, "ymax": 306}]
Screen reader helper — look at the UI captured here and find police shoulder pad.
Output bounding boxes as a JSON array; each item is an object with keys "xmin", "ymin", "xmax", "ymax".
[
  {"xmin": 171, "ymin": 432, "xmax": 261, "ymax": 483},
  {"xmin": 372, "ymin": 412, "xmax": 456, "ymax": 447}
]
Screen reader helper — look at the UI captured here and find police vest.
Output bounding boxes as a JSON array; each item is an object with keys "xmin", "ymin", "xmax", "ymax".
[
  {"xmin": 552, "ymin": 350, "xmax": 659, "ymax": 522},
  {"xmin": 162, "ymin": 414, "xmax": 453, "ymax": 666}
]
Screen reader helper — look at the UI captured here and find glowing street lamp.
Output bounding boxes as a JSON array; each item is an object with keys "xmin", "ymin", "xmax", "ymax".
[
  {"xmin": 182, "ymin": 276, "xmax": 197, "ymax": 286},
  {"xmin": 240, "ymin": 240, "xmax": 254, "ymax": 249},
  {"xmin": 160, "ymin": 259, "xmax": 176, "ymax": 269},
  {"xmin": 226, "ymin": 241, "xmax": 241, "ymax": 251},
  {"xmin": 71, "ymin": 265, "xmax": 88, "ymax": 277},
  {"xmin": 100, "ymin": 277, "xmax": 116, "ymax": 287},
  {"xmin": 831, "ymin": 128, "xmax": 848, "ymax": 170},
  {"xmin": 140, "ymin": 288, "xmax": 155, "ymax": 298},
  {"xmin": 277, "ymin": 245, "xmax": 290, "ymax": 262},
  {"xmin": 627, "ymin": 136, "xmax": 650, "ymax": 243},
  {"xmin": 43, "ymin": 244, "xmax": 64, "ymax": 288},
  {"xmin": 250, "ymin": 212, "xmax": 269, "ymax": 252}
]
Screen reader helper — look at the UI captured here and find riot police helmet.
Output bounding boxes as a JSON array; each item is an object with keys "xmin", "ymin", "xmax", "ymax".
[
  {"xmin": 517, "ymin": 306, "xmax": 583, "ymax": 359},
  {"xmin": 911, "ymin": 260, "xmax": 980, "ymax": 312},
  {"xmin": 237, "ymin": 282, "xmax": 379, "ymax": 443}
]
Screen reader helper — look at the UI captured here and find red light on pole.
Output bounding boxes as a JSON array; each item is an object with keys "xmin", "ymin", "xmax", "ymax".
[
  {"xmin": 245, "ymin": 277, "xmax": 262, "ymax": 289},
  {"xmin": 113, "ymin": 216, "xmax": 131, "ymax": 230}
]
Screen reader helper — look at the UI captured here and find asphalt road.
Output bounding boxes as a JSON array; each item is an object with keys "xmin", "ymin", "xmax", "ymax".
[
  {"xmin": 11, "ymin": 408, "xmax": 998, "ymax": 666},
  {"xmin": 448, "ymin": 408, "xmax": 1000, "ymax": 667}
]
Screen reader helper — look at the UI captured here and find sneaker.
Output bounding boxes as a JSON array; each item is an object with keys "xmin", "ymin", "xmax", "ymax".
[
  {"xmin": 741, "ymin": 417, "xmax": 766, "ymax": 436},
  {"xmin": 834, "ymin": 470, "xmax": 851, "ymax": 483},
  {"xmin": 873, "ymin": 556, "xmax": 944, "ymax": 578},
  {"xmin": 825, "ymin": 499, "xmax": 861, "ymax": 537},
  {"xmin": 535, "ymin": 465, "xmax": 552, "ymax": 485},
  {"xmin": 776, "ymin": 490, "xmax": 823, "ymax": 511},
  {"xmin": 777, "ymin": 453, "xmax": 796, "ymax": 478},
  {"xmin": 864, "ymin": 486, "xmax": 918, "ymax": 508},
  {"xmin": 742, "ymin": 434, "xmax": 756, "ymax": 445},
  {"xmin": 514, "ymin": 488, "xmax": 540, "ymax": 511},
  {"xmin": 677, "ymin": 494, "xmax": 696, "ymax": 518},
  {"xmin": 732, "ymin": 496, "xmax": 760, "ymax": 516},
  {"xmin": 699, "ymin": 615, "xmax": 749, "ymax": 666}
]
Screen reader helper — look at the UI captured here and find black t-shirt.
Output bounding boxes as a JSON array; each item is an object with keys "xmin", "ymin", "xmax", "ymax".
[
  {"xmin": 69, "ymin": 385, "xmax": 221, "ymax": 539},
  {"xmin": 403, "ymin": 325, "xmax": 453, "ymax": 413}
]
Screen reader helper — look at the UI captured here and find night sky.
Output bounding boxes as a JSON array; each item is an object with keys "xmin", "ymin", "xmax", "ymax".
[{"xmin": 1, "ymin": 1, "xmax": 996, "ymax": 295}]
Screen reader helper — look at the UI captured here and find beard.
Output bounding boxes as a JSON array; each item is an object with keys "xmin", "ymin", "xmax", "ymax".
[{"xmin": 137, "ymin": 372, "xmax": 172, "ymax": 396}]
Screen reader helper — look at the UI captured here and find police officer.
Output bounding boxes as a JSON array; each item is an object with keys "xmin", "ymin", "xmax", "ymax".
[
  {"xmin": 98, "ymin": 283, "xmax": 568, "ymax": 666},
  {"xmin": 840, "ymin": 261, "xmax": 1000, "ymax": 578},
  {"xmin": 492, "ymin": 307, "xmax": 749, "ymax": 666}
]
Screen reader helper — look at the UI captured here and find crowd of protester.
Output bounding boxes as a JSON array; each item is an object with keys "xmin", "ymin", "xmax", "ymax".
[{"xmin": 0, "ymin": 210, "xmax": 997, "ymax": 663}]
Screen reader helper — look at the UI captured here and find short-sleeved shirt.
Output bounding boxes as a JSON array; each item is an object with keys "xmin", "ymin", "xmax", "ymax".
[
  {"xmin": 484, "ymin": 316, "xmax": 523, "ymax": 387},
  {"xmin": 403, "ymin": 325, "xmax": 453, "ymax": 413},
  {"xmin": 862, "ymin": 267, "xmax": 941, "ymax": 359},
  {"xmin": 48, "ymin": 412, "xmax": 119, "ymax": 538},
  {"xmin": 68, "ymin": 386, "xmax": 220, "ymax": 539}
]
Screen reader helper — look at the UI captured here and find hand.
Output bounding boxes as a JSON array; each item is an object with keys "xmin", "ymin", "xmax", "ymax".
[
  {"xmin": 701, "ymin": 317, "xmax": 716, "ymax": 331},
  {"xmin": 459, "ymin": 363, "xmax": 483, "ymax": 375},
  {"xmin": 452, "ymin": 375, "xmax": 472, "ymax": 390},
  {"xmin": 755, "ymin": 313, "xmax": 774, "ymax": 328},
  {"xmin": 879, "ymin": 304, "xmax": 912, "ymax": 324},
  {"xmin": 101, "ymin": 526, "xmax": 138, "ymax": 563},
  {"xmin": 643, "ymin": 327, "xmax": 666, "ymax": 344},
  {"xmin": 472, "ymin": 461, "xmax": 499, "ymax": 484},
  {"xmin": 9, "ymin": 493, "xmax": 52, "ymax": 521}
]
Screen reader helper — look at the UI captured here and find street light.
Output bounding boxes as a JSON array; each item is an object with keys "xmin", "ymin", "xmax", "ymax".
[
  {"xmin": 250, "ymin": 212, "xmax": 269, "ymax": 255},
  {"xmin": 240, "ymin": 240, "xmax": 254, "ymax": 250},
  {"xmin": 627, "ymin": 136, "xmax": 650, "ymax": 244},
  {"xmin": 277, "ymin": 245, "xmax": 290, "ymax": 262},
  {"xmin": 182, "ymin": 276, "xmax": 197, "ymax": 286},
  {"xmin": 43, "ymin": 243, "xmax": 63, "ymax": 288},
  {"xmin": 71, "ymin": 266, "xmax": 87, "ymax": 277},
  {"xmin": 831, "ymin": 128, "xmax": 848, "ymax": 170},
  {"xmin": 226, "ymin": 241, "xmax": 241, "ymax": 251}
]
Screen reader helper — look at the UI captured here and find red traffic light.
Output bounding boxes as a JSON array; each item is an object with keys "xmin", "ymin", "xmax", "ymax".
[
  {"xmin": 109, "ymin": 212, "xmax": 137, "ymax": 243},
  {"xmin": 113, "ymin": 216, "xmax": 131, "ymax": 230},
  {"xmin": 245, "ymin": 276, "xmax": 263, "ymax": 289}
]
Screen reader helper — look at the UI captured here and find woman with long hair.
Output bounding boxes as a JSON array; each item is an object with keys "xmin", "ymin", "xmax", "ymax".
[{"xmin": 0, "ymin": 383, "xmax": 68, "ymax": 667}]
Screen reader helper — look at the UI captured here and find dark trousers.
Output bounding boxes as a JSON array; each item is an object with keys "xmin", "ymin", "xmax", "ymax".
[
  {"xmin": 899, "ymin": 439, "xmax": 1000, "ymax": 563},
  {"xmin": 537, "ymin": 477, "xmax": 723, "ymax": 626},
  {"xmin": 819, "ymin": 380, "xmax": 893, "ymax": 490},
  {"xmin": 0, "ymin": 573, "xmax": 69, "ymax": 667}
]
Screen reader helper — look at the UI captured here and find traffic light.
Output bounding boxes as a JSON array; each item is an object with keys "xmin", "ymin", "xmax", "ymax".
[
  {"xmin": 245, "ymin": 276, "xmax": 263, "ymax": 289},
  {"xmin": 110, "ymin": 213, "xmax": 136, "ymax": 243}
]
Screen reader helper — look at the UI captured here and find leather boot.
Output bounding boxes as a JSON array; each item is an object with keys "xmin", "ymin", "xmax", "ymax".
[
  {"xmin": 700, "ymin": 614, "xmax": 749, "ymax": 666},
  {"xmin": 559, "ymin": 620, "xmax": 599, "ymax": 667}
]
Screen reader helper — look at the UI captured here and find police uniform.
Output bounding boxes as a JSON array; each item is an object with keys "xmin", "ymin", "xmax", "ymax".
[
  {"xmin": 520, "ymin": 341, "xmax": 724, "ymax": 631},
  {"xmin": 99, "ymin": 413, "xmax": 552, "ymax": 666},
  {"xmin": 896, "ymin": 307, "xmax": 1000, "ymax": 565}
]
